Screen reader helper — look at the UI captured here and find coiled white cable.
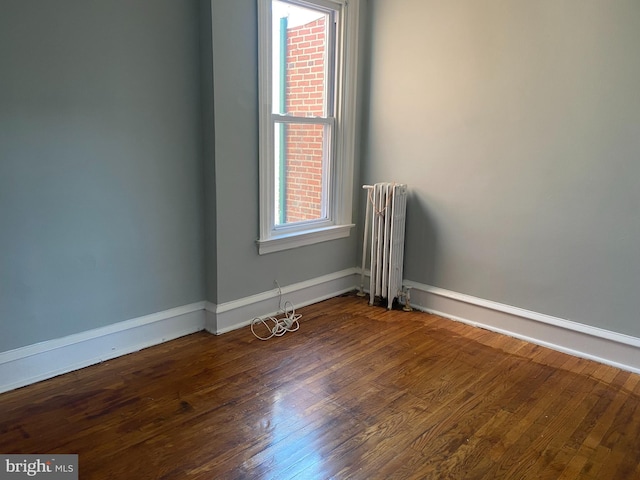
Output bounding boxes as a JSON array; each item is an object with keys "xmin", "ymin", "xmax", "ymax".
[{"xmin": 250, "ymin": 282, "xmax": 302, "ymax": 340}]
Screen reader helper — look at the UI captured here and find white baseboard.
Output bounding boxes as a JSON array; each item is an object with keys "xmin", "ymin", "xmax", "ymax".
[
  {"xmin": 0, "ymin": 269, "xmax": 360, "ymax": 394},
  {"xmin": 0, "ymin": 302, "xmax": 206, "ymax": 394},
  {"xmin": 402, "ymin": 280, "xmax": 640, "ymax": 374},
  {"xmin": 205, "ymin": 268, "xmax": 359, "ymax": 334},
  {"xmin": 14, "ymin": 269, "xmax": 631, "ymax": 393}
]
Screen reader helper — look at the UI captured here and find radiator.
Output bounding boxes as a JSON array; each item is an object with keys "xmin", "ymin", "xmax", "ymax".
[{"xmin": 362, "ymin": 183, "xmax": 408, "ymax": 309}]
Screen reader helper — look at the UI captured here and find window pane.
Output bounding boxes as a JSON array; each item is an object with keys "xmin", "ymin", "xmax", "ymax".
[
  {"xmin": 274, "ymin": 122, "xmax": 329, "ymax": 226},
  {"xmin": 272, "ymin": 1, "xmax": 330, "ymax": 117}
]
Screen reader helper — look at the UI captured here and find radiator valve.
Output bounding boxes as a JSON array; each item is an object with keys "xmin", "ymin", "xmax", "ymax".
[{"xmin": 400, "ymin": 286, "xmax": 413, "ymax": 312}]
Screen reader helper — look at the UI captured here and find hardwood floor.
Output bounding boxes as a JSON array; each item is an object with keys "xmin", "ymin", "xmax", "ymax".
[{"xmin": 1, "ymin": 294, "xmax": 639, "ymax": 479}]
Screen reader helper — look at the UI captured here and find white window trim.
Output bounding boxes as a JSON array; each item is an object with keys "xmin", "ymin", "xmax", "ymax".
[{"xmin": 257, "ymin": 0, "xmax": 359, "ymax": 255}]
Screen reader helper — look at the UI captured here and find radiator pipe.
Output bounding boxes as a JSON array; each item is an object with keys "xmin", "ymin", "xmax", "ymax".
[{"xmin": 358, "ymin": 185, "xmax": 374, "ymax": 296}]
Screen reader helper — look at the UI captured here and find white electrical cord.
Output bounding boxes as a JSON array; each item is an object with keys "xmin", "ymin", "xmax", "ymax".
[{"xmin": 250, "ymin": 282, "xmax": 302, "ymax": 340}]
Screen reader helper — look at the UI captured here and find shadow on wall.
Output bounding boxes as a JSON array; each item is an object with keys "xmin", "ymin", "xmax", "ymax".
[{"xmin": 403, "ymin": 190, "xmax": 439, "ymax": 287}]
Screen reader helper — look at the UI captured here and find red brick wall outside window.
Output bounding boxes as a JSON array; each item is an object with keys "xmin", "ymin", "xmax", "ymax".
[{"xmin": 284, "ymin": 16, "xmax": 326, "ymax": 223}]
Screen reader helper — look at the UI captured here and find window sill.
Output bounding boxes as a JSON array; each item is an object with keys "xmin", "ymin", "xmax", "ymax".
[{"xmin": 257, "ymin": 224, "xmax": 355, "ymax": 255}]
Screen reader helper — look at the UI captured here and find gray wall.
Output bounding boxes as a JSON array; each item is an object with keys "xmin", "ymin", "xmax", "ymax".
[
  {"xmin": 200, "ymin": 0, "xmax": 217, "ymax": 304},
  {"xmin": 10, "ymin": 0, "xmax": 631, "ymax": 356},
  {"xmin": 363, "ymin": 0, "xmax": 640, "ymax": 337},
  {"xmin": 0, "ymin": 0, "xmax": 205, "ymax": 351},
  {"xmin": 209, "ymin": 0, "xmax": 359, "ymax": 304},
  {"xmin": 0, "ymin": 0, "xmax": 362, "ymax": 355}
]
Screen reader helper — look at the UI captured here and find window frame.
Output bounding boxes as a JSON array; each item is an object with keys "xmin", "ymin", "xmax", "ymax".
[{"xmin": 257, "ymin": 0, "xmax": 359, "ymax": 255}]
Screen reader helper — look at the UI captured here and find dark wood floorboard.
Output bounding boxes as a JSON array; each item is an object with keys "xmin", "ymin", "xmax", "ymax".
[{"xmin": 1, "ymin": 293, "xmax": 639, "ymax": 479}]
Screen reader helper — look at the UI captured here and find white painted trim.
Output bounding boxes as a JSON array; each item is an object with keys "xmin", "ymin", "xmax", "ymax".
[
  {"xmin": 256, "ymin": 0, "xmax": 360, "ymax": 253},
  {"xmin": 257, "ymin": 224, "xmax": 354, "ymax": 254},
  {"xmin": 8, "ymin": 268, "xmax": 635, "ymax": 394},
  {"xmin": 357, "ymin": 269, "xmax": 640, "ymax": 373},
  {"xmin": 205, "ymin": 268, "xmax": 359, "ymax": 334},
  {"xmin": 402, "ymin": 279, "xmax": 640, "ymax": 374},
  {"xmin": 257, "ymin": 0, "xmax": 274, "ymax": 245},
  {"xmin": 0, "ymin": 268, "xmax": 360, "ymax": 394},
  {"xmin": 0, "ymin": 302, "xmax": 206, "ymax": 394},
  {"xmin": 334, "ymin": 0, "xmax": 360, "ymax": 227}
]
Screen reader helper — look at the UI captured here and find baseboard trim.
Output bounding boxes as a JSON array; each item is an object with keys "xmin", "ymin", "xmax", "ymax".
[
  {"xmin": 205, "ymin": 268, "xmax": 359, "ymax": 334},
  {"xmin": 0, "ymin": 302, "xmax": 206, "ymax": 394},
  {"xmin": 0, "ymin": 269, "xmax": 360, "ymax": 394},
  {"xmin": 403, "ymin": 280, "xmax": 640, "ymax": 374},
  {"xmin": 13, "ymin": 269, "xmax": 631, "ymax": 393}
]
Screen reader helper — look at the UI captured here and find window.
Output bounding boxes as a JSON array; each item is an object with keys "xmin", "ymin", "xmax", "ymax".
[{"xmin": 257, "ymin": 0, "xmax": 359, "ymax": 254}]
